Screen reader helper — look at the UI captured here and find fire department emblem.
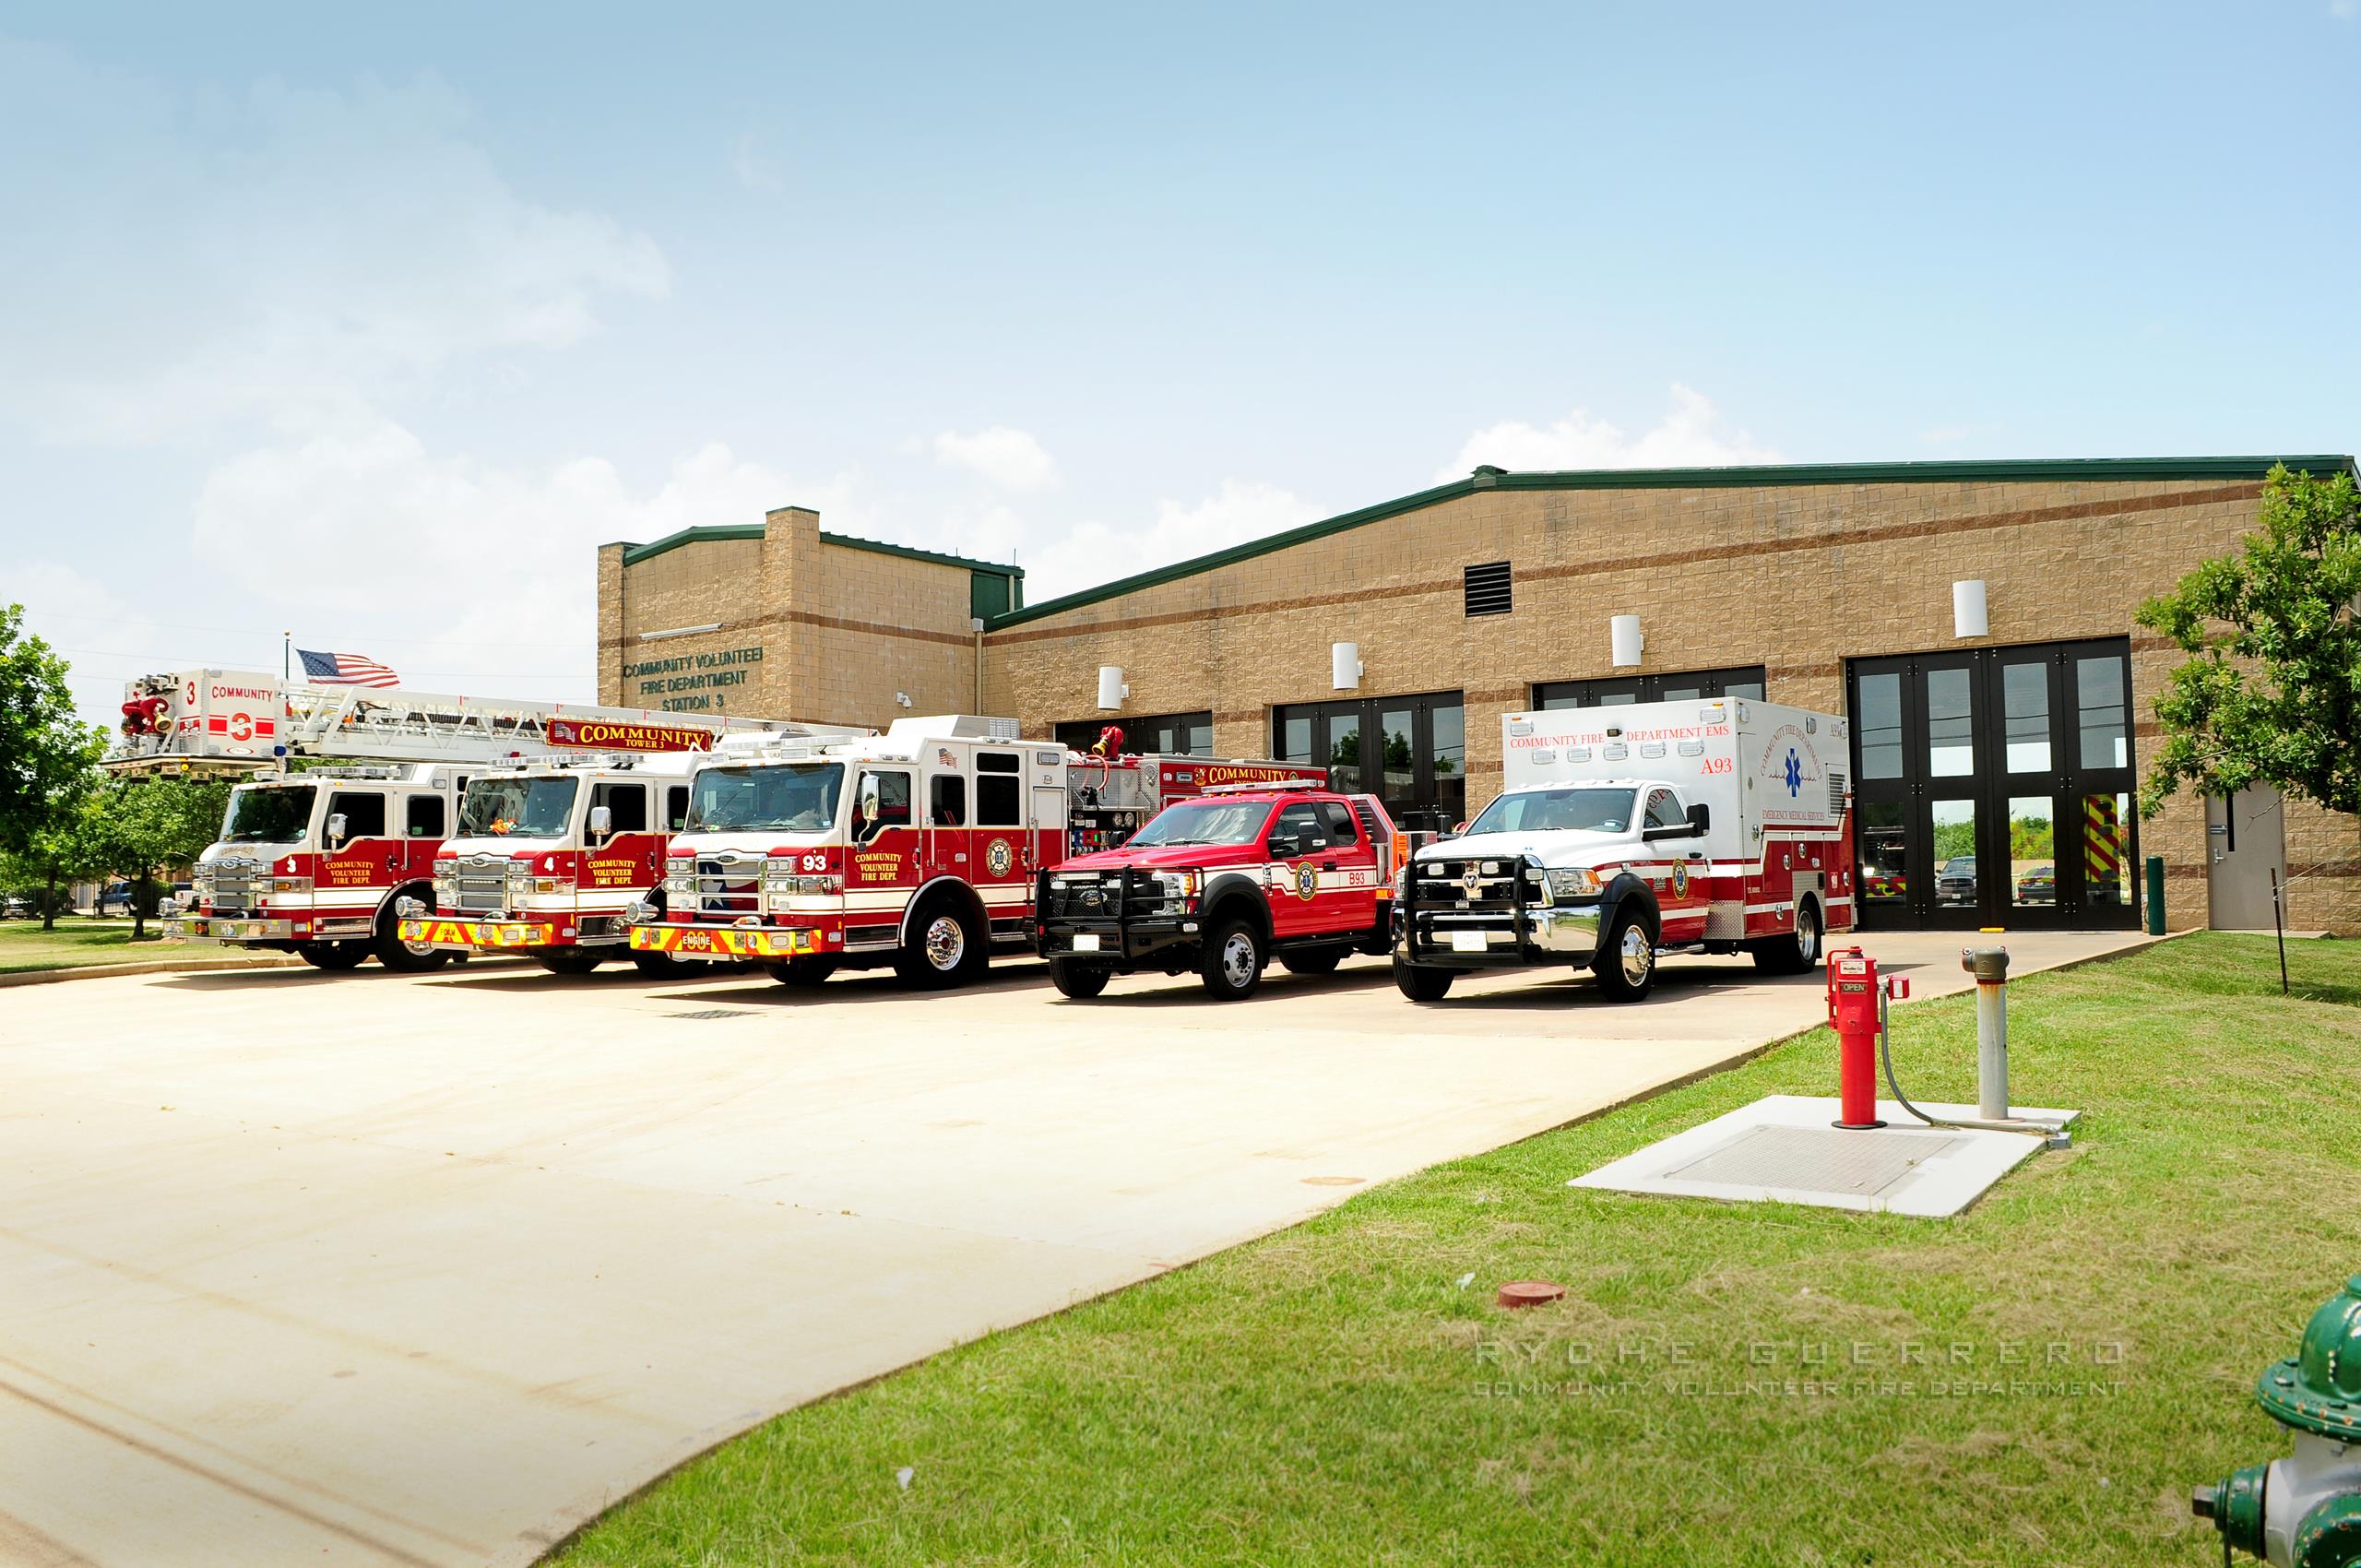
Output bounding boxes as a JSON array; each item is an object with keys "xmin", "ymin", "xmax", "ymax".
[
  {"xmin": 1294, "ymin": 863, "xmax": 1319, "ymax": 902},
  {"xmin": 985, "ymin": 837, "xmax": 1014, "ymax": 877},
  {"xmin": 1669, "ymin": 861, "xmax": 1690, "ymax": 899}
]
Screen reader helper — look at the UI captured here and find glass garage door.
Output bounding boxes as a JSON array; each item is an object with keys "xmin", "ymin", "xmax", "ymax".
[{"xmin": 1847, "ymin": 639, "xmax": 2138, "ymax": 931}]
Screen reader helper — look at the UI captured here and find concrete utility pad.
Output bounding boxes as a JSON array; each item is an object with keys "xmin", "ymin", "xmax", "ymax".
[
  {"xmin": 0, "ymin": 928, "xmax": 2143, "ymax": 1567},
  {"xmin": 1570, "ymin": 1093, "xmax": 2082, "ymax": 1217}
]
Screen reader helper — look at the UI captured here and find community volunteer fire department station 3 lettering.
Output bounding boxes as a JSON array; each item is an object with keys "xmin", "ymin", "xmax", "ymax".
[
  {"xmin": 629, "ymin": 717, "xmax": 1325, "ymax": 989},
  {"xmin": 1394, "ymin": 697, "xmax": 1856, "ymax": 1003}
]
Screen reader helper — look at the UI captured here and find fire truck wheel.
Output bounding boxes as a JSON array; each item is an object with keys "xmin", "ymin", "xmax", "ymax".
[
  {"xmin": 1392, "ymin": 957, "xmax": 1453, "ymax": 1001},
  {"xmin": 1277, "ymin": 944, "xmax": 1346, "ymax": 976},
  {"xmin": 374, "ymin": 906, "xmax": 450, "ymax": 972},
  {"xmin": 296, "ymin": 941, "xmax": 368, "ymax": 970},
  {"xmin": 1048, "ymin": 958, "xmax": 1111, "ymax": 999},
  {"xmin": 896, "ymin": 899, "xmax": 983, "ymax": 988},
  {"xmin": 1198, "ymin": 917, "xmax": 1264, "ymax": 1001},
  {"xmin": 1750, "ymin": 898, "xmax": 1821, "ymax": 975},
  {"xmin": 768, "ymin": 957, "xmax": 839, "ymax": 987},
  {"xmin": 528, "ymin": 947, "xmax": 605, "ymax": 976},
  {"xmin": 1593, "ymin": 909, "xmax": 1657, "ymax": 1003}
]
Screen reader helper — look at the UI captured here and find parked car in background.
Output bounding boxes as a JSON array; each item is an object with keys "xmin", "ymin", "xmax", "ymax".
[
  {"xmin": 1936, "ymin": 856, "xmax": 1977, "ymax": 906},
  {"xmin": 96, "ymin": 881, "xmax": 135, "ymax": 915},
  {"xmin": 2016, "ymin": 864, "xmax": 2055, "ymax": 904},
  {"xmin": 0, "ymin": 894, "xmax": 30, "ymax": 920}
]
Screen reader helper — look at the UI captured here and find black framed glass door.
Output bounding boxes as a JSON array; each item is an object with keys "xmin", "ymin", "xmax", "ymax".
[
  {"xmin": 1275, "ymin": 690, "xmax": 1464, "ymax": 833},
  {"xmin": 1846, "ymin": 638, "xmax": 2138, "ymax": 930}
]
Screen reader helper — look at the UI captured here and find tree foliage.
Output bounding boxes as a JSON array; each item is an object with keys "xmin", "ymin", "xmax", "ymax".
[
  {"xmin": 0, "ymin": 603, "xmax": 103, "ymax": 857},
  {"xmin": 0, "ymin": 795, "xmax": 109, "ymax": 927},
  {"xmin": 84, "ymin": 775, "xmax": 233, "ymax": 939},
  {"xmin": 2136, "ymin": 466, "xmax": 2361, "ymax": 842}
]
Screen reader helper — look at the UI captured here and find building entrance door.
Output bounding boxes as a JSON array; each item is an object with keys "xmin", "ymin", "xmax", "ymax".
[
  {"xmin": 1274, "ymin": 691, "xmax": 1465, "ymax": 834},
  {"xmin": 1847, "ymin": 638, "xmax": 2139, "ymax": 931},
  {"xmin": 2206, "ymin": 788, "xmax": 2285, "ymax": 930}
]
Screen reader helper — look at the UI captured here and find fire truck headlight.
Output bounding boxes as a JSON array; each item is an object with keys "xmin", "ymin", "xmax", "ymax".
[
  {"xmin": 1547, "ymin": 867, "xmax": 1602, "ymax": 899},
  {"xmin": 662, "ymin": 868, "xmax": 693, "ymax": 896},
  {"xmin": 1151, "ymin": 870, "xmax": 1198, "ymax": 908}
]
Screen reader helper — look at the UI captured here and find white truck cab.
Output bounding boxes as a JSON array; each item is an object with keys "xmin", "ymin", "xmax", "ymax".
[{"xmin": 1394, "ymin": 698, "xmax": 1855, "ymax": 1003}]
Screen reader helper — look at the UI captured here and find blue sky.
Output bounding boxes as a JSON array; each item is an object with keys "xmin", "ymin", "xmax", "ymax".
[{"xmin": 5, "ymin": 1, "xmax": 2356, "ymax": 722}]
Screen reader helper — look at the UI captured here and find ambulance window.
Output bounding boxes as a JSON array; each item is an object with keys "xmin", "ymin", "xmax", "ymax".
[
  {"xmin": 976, "ymin": 752, "xmax": 1022, "ymax": 827},
  {"xmin": 1644, "ymin": 790, "xmax": 1683, "ymax": 831},
  {"xmin": 405, "ymin": 795, "xmax": 445, "ymax": 838},
  {"xmin": 1318, "ymin": 801, "xmax": 1358, "ymax": 846},
  {"xmin": 595, "ymin": 782, "xmax": 647, "ymax": 834},
  {"xmin": 666, "ymin": 786, "xmax": 689, "ymax": 831},
  {"xmin": 931, "ymin": 773, "xmax": 967, "ymax": 827},
  {"xmin": 328, "ymin": 792, "xmax": 386, "ymax": 838}
]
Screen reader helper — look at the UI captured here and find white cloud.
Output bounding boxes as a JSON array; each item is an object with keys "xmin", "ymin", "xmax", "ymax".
[
  {"xmin": 730, "ymin": 129, "xmax": 785, "ymax": 194},
  {"xmin": 2333, "ymin": 0, "xmax": 2355, "ymax": 20},
  {"xmin": 0, "ymin": 42, "xmax": 670, "ymax": 444},
  {"xmin": 932, "ymin": 426, "xmax": 1060, "ymax": 492},
  {"xmin": 1440, "ymin": 384, "xmax": 1779, "ymax": 480},
  {"xmin": 1017, "ymin": 480, "xmax": 1323, "ymax": 602},
  {"xmin": 188, "ymin": 423, "xmax": 856, "ymax": 704}
]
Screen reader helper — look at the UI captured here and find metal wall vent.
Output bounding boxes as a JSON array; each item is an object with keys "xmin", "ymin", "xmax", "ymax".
[{"xmin": 1464, "ymin": 561, "xmax": 1513, "ymax": 617}]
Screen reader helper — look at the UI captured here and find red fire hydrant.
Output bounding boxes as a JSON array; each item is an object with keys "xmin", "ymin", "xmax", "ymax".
[{"xmin": 1827, "ymin": 947, "xmax": 1886, "ymax": 1129}]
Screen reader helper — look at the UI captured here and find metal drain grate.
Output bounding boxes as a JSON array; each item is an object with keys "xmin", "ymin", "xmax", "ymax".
[{"xmin": 667, "ymin": 1008, "xmax": 758, "ymax": 1021}]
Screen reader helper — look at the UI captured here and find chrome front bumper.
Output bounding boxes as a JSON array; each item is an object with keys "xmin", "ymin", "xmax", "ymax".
[
  {"xmin": 165, "ymin": 916, "xmax": 295, "ymax": 944},
  {"xmin": 1397, "ymin": 904, "xmax": 1603, "ymax": 961}
]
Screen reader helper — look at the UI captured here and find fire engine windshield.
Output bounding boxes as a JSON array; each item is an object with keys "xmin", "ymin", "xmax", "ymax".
[
  {"xmin": 1465, "ymin": 787, "xmax": 1637, "ymax": 836},
  {"xmin": 1127, "ymin": 799, "xmax": 1274, "ymax": 848},
  {"xmin": 686, "ymin": 764, "xmax": 843, "ymax": 832},
  {"xmin": 458, "ymin": 777, "xmax": 578, "ymax": 837},
  {"xmin": 220, "ymin": 785, "xmax": 316, "ymax": 843}
]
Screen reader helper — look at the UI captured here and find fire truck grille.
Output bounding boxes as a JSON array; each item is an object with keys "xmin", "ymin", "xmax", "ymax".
[
  {"xmin": 692, "ymin": 861, "xmax": 762, "ymax": 917},
  {"xmin": 208, "ymin": 872, "xmax": 260, "ymax": 914},
  {"xmin": 453, "ymin": 873, "xmax": 509, "ymax": 914},
  {"xmin": 1414, "ymin": 859, "xmax": 1525, "ymax": 912},
  {"xmin": 1039, "ymin": 874, "xmax": 1167, "ymax": 920}
]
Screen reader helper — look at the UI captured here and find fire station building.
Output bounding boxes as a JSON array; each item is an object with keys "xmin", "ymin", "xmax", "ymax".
[{"xmin": 597, "ymin": 454, "xmax": 2360, "ymax": 936}]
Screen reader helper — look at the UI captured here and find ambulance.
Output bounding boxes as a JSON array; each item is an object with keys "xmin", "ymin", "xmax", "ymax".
[
  {"xmin": 629, "ymin": 717, "xmax": 1323, "ymax": 987},
  {"xmin": 1392, "ymin": 697, "xmax": 1855, "ymax": 1002}
]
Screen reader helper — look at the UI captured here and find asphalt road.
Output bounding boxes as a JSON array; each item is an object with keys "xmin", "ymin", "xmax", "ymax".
[{"xmin": 0, "ymin": 929, "xmax": 2147, "ymax": 1567}]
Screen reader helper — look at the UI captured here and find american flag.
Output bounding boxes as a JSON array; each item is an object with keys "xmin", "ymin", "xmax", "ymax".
[{"xmin": 296, "ymin": 648, "xmax": 400, "ymax": 688}]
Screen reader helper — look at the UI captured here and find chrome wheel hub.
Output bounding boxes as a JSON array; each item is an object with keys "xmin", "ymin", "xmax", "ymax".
[
  {"xmin": 923, "ymin": 915, "xmax": 965, "ymax": 970},
  {"xmin": 1219, "ymin": 932, "xmax": 1256, "ymax": 988},
  {"xmin": 1619, "ymin": 925, "xmax": 1654, "ymax": 985},
  {"xmin": 1797, "ymin": 914, "xmax": 1820, "ymax": 963}
]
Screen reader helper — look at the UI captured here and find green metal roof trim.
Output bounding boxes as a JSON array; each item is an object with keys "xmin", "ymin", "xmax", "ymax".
[
  {"xmin": 984, "ymin": 454, "xmax": 2356, "ymax": 630},
  {"xmin": 617, "ymin": 522, "xmax": 1023, "ymax": 576}
]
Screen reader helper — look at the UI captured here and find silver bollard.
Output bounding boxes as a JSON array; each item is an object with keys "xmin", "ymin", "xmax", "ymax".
[{"xmin": 1961, "ymin": 946, "xmax": 2011, "ymax": 1119}]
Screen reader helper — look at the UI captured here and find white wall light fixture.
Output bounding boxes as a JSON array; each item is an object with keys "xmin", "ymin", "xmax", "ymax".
[
  {"xmin": 1331, "ymin": 641, "xmax": 1363, "ymax": 691},
  {"xmin": 1952, "ymin": 579, "xmax": 1989, "ymax": 639},
  {"xmin": 894, "ymin": 691, "xmax": 913, "ymax": 708},
  {"xmin": 1610, "ymin": 614, "xmax": 1644, "ymax": 669},
  {"xmin": 1097, "ymin": 666, "xmax": 1128, "ymax": 710}
]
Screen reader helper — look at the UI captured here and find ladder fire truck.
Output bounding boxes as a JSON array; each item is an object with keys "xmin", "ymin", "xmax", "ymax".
[
  {"xmin": 107, "ymin": 667, "xmax": 833, "ymax": 971},
  {"xmin": 627, "ymin": 718, "xmax": 1323, "ymax": 987}
]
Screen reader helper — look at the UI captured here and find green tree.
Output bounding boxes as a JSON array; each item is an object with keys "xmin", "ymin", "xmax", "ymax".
[
  {"xmin": 0, "ymin": 603, "xmax": 104, "ymax": 858},
  {"xmin": 86, "ymin": 775, "xmax": 232, "ymax": 940},
  {"xmin": 1, "ymin": 792, "xmax": 107, "ymax": 928},
  {"xmin": 2136, "ymin": 466, "xmax": 2361, "ymax": 867}
]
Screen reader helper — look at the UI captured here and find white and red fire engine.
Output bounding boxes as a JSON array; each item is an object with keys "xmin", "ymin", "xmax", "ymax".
[
  {"xmin": 628, "ymin": 718, "xmax": 1324, "ymax": 987},
  {"xmin": 112, "ymin": 668, "xmax": 820, "ymax": 971},
  {"xmin": 1393, "ymin": 697, "xmax": 1855, "ymax": 1003}
]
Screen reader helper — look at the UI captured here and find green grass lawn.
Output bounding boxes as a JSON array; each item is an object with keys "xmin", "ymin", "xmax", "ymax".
[
  {"xmin": 0, "ymin": 917, "xmax": 272, "ymax": 974},
  {"xmin": 557, "ymin": 933, "xmax": 2360, "ymax": 1568}
]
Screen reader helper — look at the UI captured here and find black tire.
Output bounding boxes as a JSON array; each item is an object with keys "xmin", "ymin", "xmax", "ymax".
[
  {"xmin": 528, "ymin": 947, "xmax": 605, "ymax": 976},
  {"xmin": 1750, "ymin": 898, "xmax": 1823, "ymax": 975},
  {"xmin": 632, "ymin": 950, "xmax": 690, "ymax": 980},
  {"xmin": 374, "ymin": 899, "xmax": 450, "ymax": 972},
  {"xmin": 1277, "ymin": 945, "xmax": 1345, "ymax": 976},
  {"xmin": 1198, "ymin": 915, "xmax": 1264, "ymax": 1001},
  {"xmin": 896, "ymin": 897, "xmax": 984, "ymax": 988},
  {"xmin": 1049, "ymin": 958, "xmax": 1111, "ymax": 998},
  {"xmin": 769, "ymin": 956, "xmax": 840, "ymax": 987},
  {"xmin": 297, "ymin": 941, "xmax": 368, "ymax": 970},
  {"xmin": 1393, "ymin": 956, "xmax": 1454, "ymax": 1001},
  {"xmin": 1593, "ymin": 907, "xmax": 1658, "ymax": 1003}
]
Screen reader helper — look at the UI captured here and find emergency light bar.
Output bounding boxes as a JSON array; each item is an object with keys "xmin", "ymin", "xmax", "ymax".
[{"xmin": 1200, "ymin": 778, "xmax": 1323, "ymax": 795}]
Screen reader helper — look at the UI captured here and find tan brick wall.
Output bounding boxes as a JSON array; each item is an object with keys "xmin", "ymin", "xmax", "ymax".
[{"xmin": 980, "ymin": 474, "xmax": 2355, "ymax": 934}]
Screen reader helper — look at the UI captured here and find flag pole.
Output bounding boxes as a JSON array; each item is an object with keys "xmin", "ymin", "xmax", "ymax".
[{"xmin": 283, "ymin": 632, "xmax": 291, "ymax": 683}]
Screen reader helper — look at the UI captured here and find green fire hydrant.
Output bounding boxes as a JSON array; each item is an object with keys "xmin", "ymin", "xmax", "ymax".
[{"xmin": 2194, "ymin": 1274, "xmax": 2361, "ymax": 1566}]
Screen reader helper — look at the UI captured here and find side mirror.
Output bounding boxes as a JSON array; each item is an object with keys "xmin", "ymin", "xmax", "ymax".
[
  {"xmin": 1267, "ymin": 834, "xmax": 1302, "ymax": 860},
  {"xmin": 856, "ymin": 775, "xmax": 883, "ymax": 838},
  {"xmin": 587, "ymin": 805, "xmax": 613, "ymax": 840},
  {"xmin": 1687, "ymin": 802, "xmax": 1710, "ymax": 835},
  {"xmin": 326, "ymin": 812, "xmax": 349, "ymax": 845}
]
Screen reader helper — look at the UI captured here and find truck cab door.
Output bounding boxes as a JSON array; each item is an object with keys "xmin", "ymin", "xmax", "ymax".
[
  {"xmin": 1643, "ymin": 787, "xmax": 1711, "ymax": 940},
  {"xmin": 1264, "ymin": 802, "xmax": 1332, "ymax": 942},
  {"xmin": 1314, "ymin": 798, "xmax": 1381, "ymax": 936}
]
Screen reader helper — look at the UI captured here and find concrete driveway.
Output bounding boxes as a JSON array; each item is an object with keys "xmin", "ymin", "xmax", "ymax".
[{"xmin": 0, "ymin": 929, "xmax": 2146, "ymax": 1566}]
